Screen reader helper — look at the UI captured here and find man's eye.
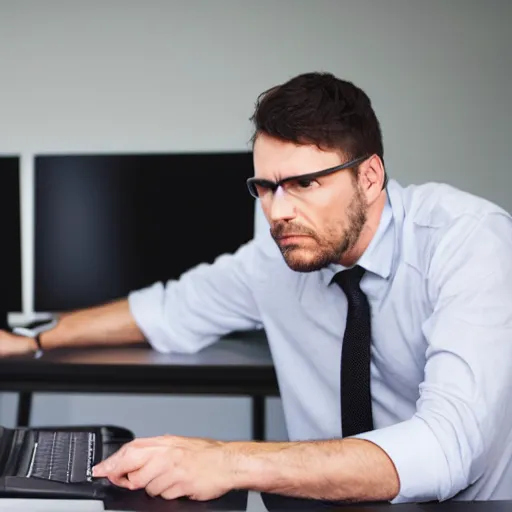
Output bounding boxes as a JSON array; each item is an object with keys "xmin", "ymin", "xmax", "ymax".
[
  {"xmin": 296, "ymin": 179, "xmax": 315, "ymax": 189},
  {"xmin": 282, "ymin": 178, "xmax": 319, "ymax": 194}
]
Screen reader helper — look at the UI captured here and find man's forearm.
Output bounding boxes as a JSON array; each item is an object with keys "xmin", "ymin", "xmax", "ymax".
[
  {"xmin": 39, "ymin": 299, "xmax": 145, "ymax": 349},
  {"xmin": 225, "ymin": 438, "xmax": 400, "ymax": 502}
]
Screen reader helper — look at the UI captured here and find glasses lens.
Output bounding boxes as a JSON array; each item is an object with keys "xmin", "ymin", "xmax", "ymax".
[{"xmin": 247, "ymin": 180, "xmax": 259, "ymax": 198}]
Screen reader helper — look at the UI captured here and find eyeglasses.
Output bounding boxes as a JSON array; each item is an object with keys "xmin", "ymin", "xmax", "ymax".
[{"xmin": 246, "ymin": 155, "xmax": 369, "ymax": 200}]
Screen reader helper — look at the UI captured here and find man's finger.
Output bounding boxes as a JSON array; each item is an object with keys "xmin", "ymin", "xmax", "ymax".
[
  {"xmin": 145, "ymin": 472, "xmax": 177, "ymax": 498},
  {"xmin": 91, "ymin": 455, "xmax": 117, "ymax": 477},
  {"xmin": 161, "ymin": 484, "xmax": 188, "ymax": 501},
  {"xmin": 106, "ymin": 473, "xmax": 131, "ymax": 489},
  {"xmin": 123, "ymin": 457, "xmax": 165, "ymax": 491},
  {"xmin": 92, "ymin": 444, "xmax": 150, "ymax": 478}
]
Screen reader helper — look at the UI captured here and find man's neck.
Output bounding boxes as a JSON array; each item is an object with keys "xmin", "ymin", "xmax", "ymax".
[{"xmin": 339, "ymin": 191, "xmax": 387, "ymax": 267}]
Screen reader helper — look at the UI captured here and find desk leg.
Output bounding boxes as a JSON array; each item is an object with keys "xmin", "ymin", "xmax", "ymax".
[
  {"xmin": 251, "ymin": 395, "xmax": 265, "ymax": 441},
  {"xmin": 16, "ymin": 392, "xmax": 33, "ymax": 427}
]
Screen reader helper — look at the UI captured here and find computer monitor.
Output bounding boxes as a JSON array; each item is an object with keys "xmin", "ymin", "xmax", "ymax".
[
  {"xmin": 0, "ymin": 156, "xmax": 23, "ymax": 328},
  {"xmin": 34, "ymin": 152, "xmax": 255, "ymax": 312}
]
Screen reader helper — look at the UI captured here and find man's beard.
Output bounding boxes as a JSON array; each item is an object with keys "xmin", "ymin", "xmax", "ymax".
[{"xmin": 271, "ymin": 188, "xmax": 368, "ymax": 272}]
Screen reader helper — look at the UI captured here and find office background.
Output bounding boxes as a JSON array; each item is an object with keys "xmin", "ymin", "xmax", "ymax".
[{"xmin": 0, "ymin": 0, "xmax": 510, "ymax": 440}]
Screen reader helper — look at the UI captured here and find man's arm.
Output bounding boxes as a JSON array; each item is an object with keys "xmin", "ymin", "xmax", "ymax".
[
  {"xmin": 126, "ymin": 237, "xmax": 264, "ymax": 354},
  {"xmin": 351, "ymin": 212, "xmax": 512, "ymax": 503},
  {"xmin": 0, "ymin": 299, "xmax": 144, "ymax": 356},
  {"xmin": 40, "ymin": 298, "xmax": 145, "ymax": 349},
  {"xmin": 0, "ymin": 236, "xmax": 265, "ymax": 357},
  {"xmin": 92, "ymin": 433, "xmax": 400, "ymax": 502},
  {"xmin": 227, "ymin": 437, "xmax": 399, "ymax": 502}
]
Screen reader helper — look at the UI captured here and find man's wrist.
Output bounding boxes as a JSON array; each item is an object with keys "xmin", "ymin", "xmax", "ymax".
[
  {"xmin": 23, "ymin": 335, "xmax": 41, "ymax": 355},
  {"xmin": 12, "ymin": 317, "xmax": 58, "ymax": 356},
  {"xmin": 33, "ymin": 334, "xmax": 44, "ymax": 358},
  {"xmin": 221, "ymin": 441, "xmax": 285, "ymax": 492}
]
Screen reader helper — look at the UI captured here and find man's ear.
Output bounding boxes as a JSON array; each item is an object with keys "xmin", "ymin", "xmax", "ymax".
[{"xmin": 359, "ymin": 155, "xmax": 385, "ymax": 202}]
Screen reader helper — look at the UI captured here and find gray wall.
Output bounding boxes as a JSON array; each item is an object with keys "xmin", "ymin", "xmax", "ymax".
[{"xmin": 0, "ymin": 0, "xmax": 510, "ymax": 439}]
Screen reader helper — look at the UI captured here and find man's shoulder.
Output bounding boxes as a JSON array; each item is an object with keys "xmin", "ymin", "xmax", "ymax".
[
  {"xmin": 396, "ymin": 180, "xmax": 510, "ymax": 229},
  {"xmin": 390, "ymin": 180, "xmax": 512, "ymax": 275}
]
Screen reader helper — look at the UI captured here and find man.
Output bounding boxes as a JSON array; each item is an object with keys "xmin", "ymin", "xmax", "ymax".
[{"xmin": 2, "ymin": 72, "xmax": 512, "ymax": 504}]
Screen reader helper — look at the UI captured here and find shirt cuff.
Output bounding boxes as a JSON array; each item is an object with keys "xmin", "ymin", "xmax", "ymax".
[
  {"xmin": 128, "ymin": 282, "xmax": 174, "ymax": 353},
  {"xmin": 355, "ymin": 417, "xmax": 454, "ymax": 503}
]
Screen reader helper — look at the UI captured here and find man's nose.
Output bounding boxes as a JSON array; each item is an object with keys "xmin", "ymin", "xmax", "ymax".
[{"xmin": 269, "ymin": 187, "xmax": 296, "ymax": 222}]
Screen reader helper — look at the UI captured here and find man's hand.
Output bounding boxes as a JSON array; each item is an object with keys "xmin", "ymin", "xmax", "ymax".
[
  {"xmin": 92, "ymin": 435, "xmax": 234, "ymax": 501},
  {"xmin": 0, "ymin": 330, "xmax": 37, "ymax": 357}
]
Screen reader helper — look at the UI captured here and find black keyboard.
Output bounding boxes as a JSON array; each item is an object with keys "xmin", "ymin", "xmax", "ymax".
[
  {"xmin": 26, "ymin": 430, "xmax": 96, "ymax": 483},
  {"xmin": 0, "ymin": 425, "xmax": 134, "ymax": 498}
]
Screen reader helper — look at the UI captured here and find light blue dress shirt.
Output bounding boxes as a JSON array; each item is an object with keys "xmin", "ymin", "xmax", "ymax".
[{"xmin": 128, "ymin": 179, "xmax": 512, "ymax": 503}]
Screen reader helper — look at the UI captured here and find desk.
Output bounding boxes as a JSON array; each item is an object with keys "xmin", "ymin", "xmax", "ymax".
[
  {"xmin": 0, "ymin": 331, "xmax": 279, "ymax": 440},
  {"xmin": 104, "ymin": 490, "xmax": 512, "ymax": 511},
  {"xmin": 257, "ymin": 494, "xmax": 512, "ymax": 511},
  {"xmin": 104, "ymin": 488, "xmax": 248, "ymax": 511},
  {"xmin": 1, "ymin": 492, "xmax": 511, "ymax": 511}
]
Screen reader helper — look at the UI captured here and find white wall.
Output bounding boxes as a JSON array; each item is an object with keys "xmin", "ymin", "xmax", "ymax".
[{"xmin": 0, "ymin": 0, "xmax": 510, "ymax": 438}]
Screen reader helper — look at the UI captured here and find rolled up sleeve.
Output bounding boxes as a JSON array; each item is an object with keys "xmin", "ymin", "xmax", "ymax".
[
  {"xmin": 128, "ymin": 238, "xmax": 264, "ymax": 353},
  {"xmin": 358, "ymin": 212, "xmax": 512, "ymax": 502}
]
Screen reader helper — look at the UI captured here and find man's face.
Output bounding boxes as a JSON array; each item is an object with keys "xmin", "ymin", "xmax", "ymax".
[{"xmin": 252, "ymin": 134, "xmax": 368, "ymax": 272}]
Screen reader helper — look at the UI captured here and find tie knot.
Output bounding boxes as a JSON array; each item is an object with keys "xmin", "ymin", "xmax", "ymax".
[{"xmin": 333, "ymin": 265, "xmax": 365, "ymax": 294}]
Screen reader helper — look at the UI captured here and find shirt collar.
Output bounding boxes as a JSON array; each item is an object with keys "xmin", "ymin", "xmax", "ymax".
[{"xmin": 320, "ymin": 187, "xmax": 396, "ymax": 286}]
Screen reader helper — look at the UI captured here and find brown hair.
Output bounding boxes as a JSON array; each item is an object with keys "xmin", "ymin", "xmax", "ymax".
[{"xmin": 250, "ymin": 72, "xmax": 386, "ymax": 185}]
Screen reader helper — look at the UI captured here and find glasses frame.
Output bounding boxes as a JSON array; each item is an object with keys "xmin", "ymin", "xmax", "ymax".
[{"xmin": 246, "ymin": 155, "xmax": 369, "ymax": 199}]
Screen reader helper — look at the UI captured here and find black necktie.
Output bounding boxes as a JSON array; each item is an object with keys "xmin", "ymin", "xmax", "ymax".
[{"xmin": 333, "ymin": 265, "xmax": 374, "ymax": 437}]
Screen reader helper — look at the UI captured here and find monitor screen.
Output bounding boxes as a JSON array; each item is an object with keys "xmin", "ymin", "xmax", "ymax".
[
  {"xmin": 34, "ymin": 152, "xmax": 255, "ymax": 312},
  {"xmin": 0, "ymin": 156, "xmax": 22, "ymax": 324}
]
